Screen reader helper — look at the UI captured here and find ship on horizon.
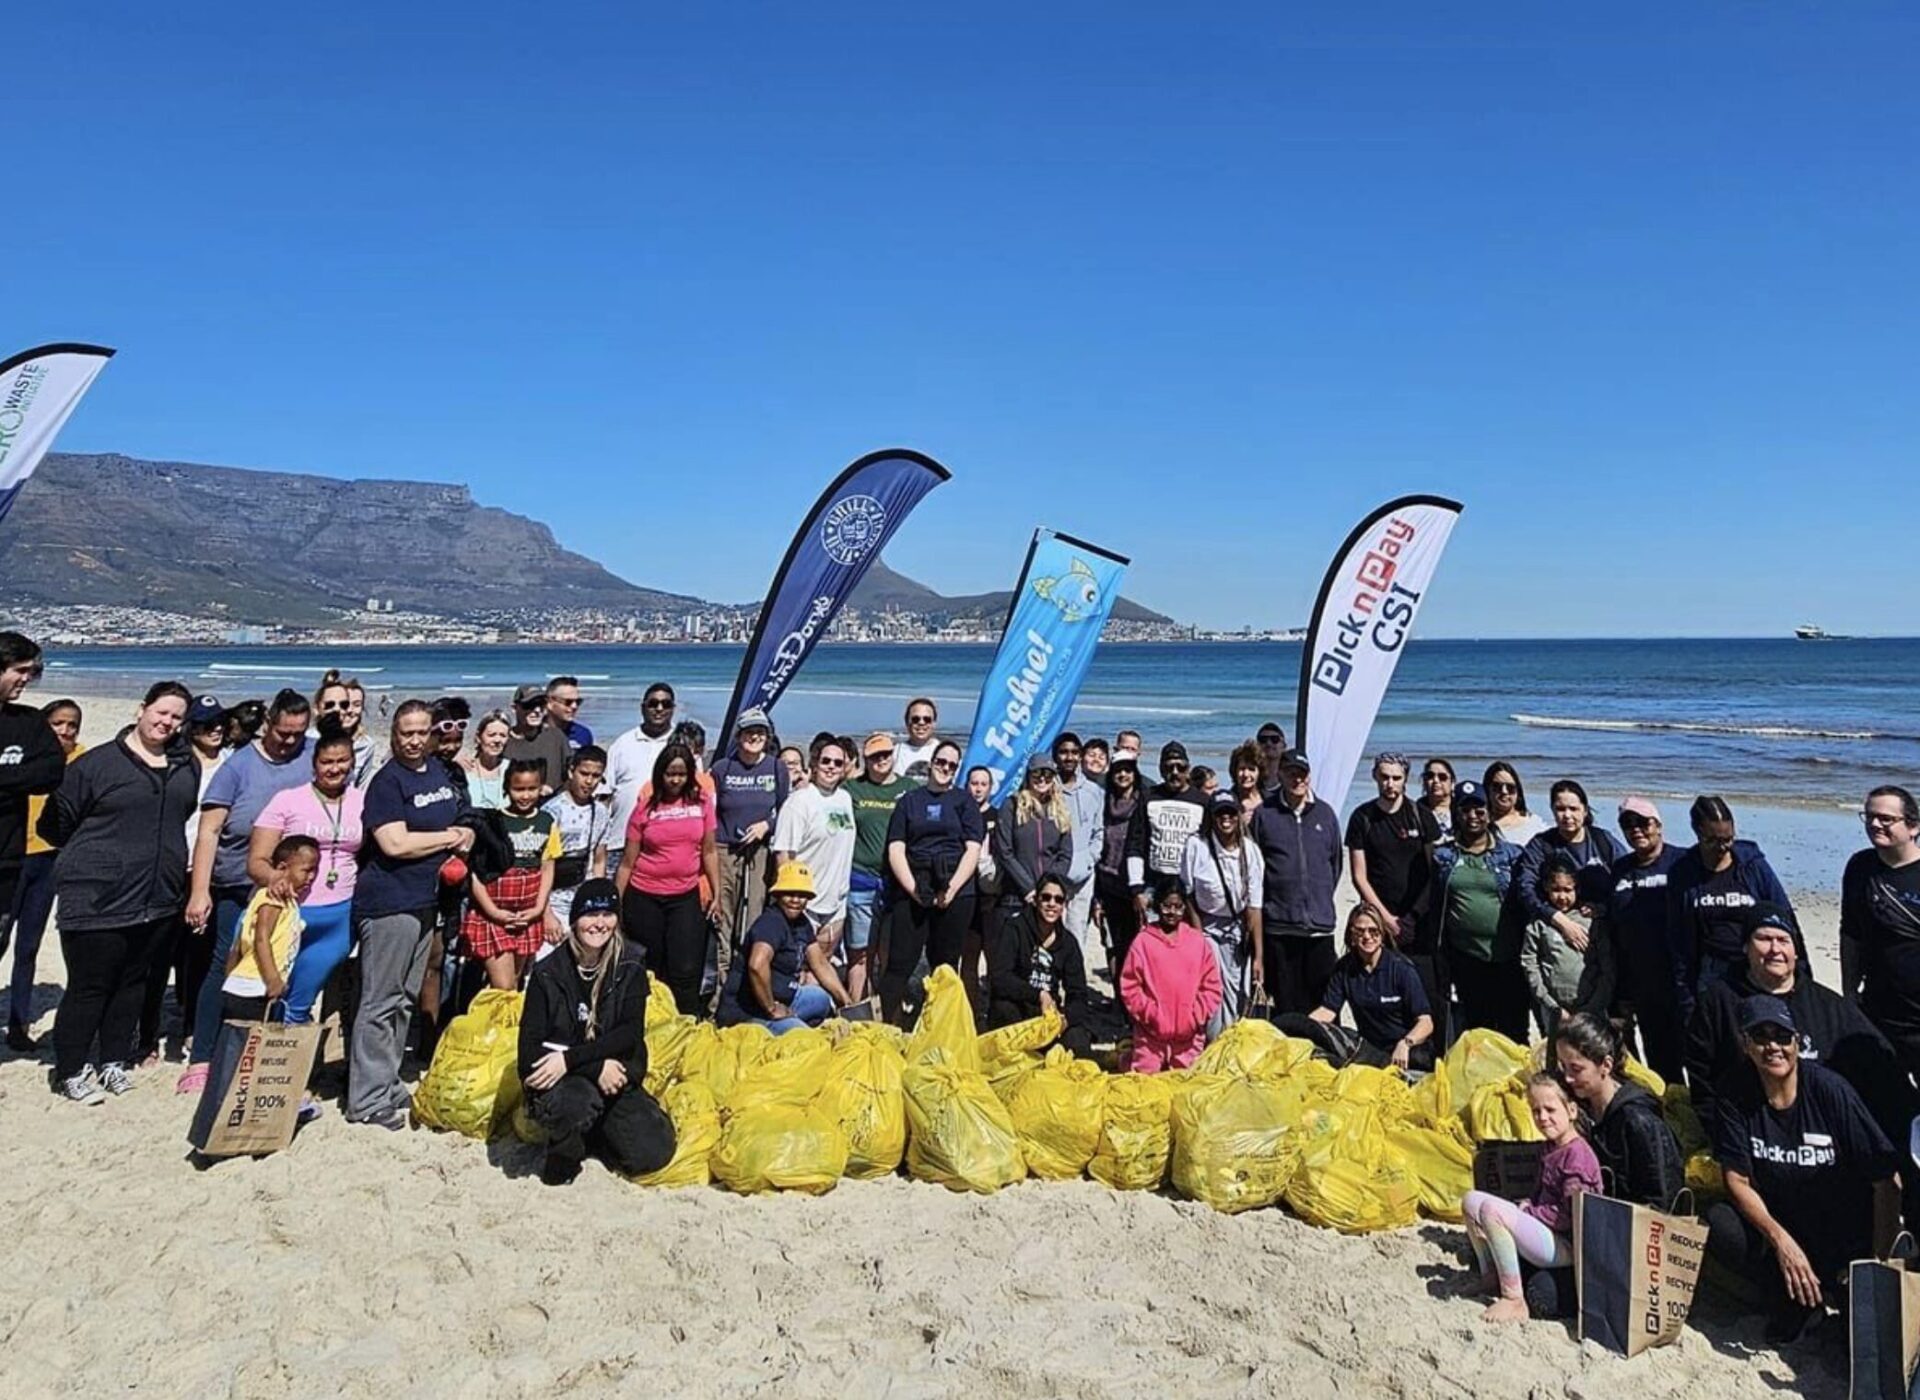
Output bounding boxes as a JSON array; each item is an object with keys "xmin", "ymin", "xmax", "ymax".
[{"xmin": 1795, "ymin": 623, "xmax": 1848, "ymax": 641}]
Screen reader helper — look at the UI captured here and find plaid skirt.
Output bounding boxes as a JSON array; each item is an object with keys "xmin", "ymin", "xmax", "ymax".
[{"xmin": 461, "ymin": 864, "xmax": 547, "ymax": 960}]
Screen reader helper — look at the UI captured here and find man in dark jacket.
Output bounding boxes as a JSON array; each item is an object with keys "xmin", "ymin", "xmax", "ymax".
[
  {"xmin": 0, "ymin": 633, "xmax": 67, "ymax": 930},
  {"xmin": 1249, "ymin": 749, "xmax": 1344, "ymax": 1015},
  {"xmin": 1687, "ymin": 902, "xmax": 1916, "ymax": 1150}
]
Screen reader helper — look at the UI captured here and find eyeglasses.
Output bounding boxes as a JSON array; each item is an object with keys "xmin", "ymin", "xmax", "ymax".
[
  {"xmin": 1036, "ymin": 893, "xmax": 1066, "ymax": 906},
  {"xmin": 1863, "ymin": 811, "xmax": 1909, "ymax": 828},
  {"xmin": 1746, "ymin": 1026, "xmax": 1795, "ymax": 1048},
  {"xmin": 931, "ymin": 757, "xmax": 959, "ymax": 772}
]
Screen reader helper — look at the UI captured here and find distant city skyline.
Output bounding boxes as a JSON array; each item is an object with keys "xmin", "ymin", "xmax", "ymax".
[{"xmin": 11, "ymin": 6, "xmax": 1918, "ymax": 637}]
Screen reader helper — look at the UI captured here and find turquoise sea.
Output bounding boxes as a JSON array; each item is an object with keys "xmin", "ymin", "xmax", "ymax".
[{"xmin": 43, "ymin": 638, "xmax": 1919, "ymax": 822}]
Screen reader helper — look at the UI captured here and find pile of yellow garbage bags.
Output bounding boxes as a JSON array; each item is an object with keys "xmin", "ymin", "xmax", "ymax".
[{"xmin": 409, "ymin": 967, "xmax": 1700, "ymax": 1232}]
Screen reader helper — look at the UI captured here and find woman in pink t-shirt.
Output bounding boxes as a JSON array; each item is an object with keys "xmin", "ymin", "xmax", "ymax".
[
  {"xmin": 249, "ymin": 726, "xmax": 365, "ymax": 1024},
  {"xmin": 615, "ymin": 742, "xmax": 718, "ymax": 1015}
]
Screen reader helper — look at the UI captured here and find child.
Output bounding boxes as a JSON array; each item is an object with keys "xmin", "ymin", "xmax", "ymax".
[
  {"xmin": 1460, "ymin": 1073, "xmax": 1603, "ymax": 1323},
  {"xmin": 463, "ymin": 758, "xmax": 560, "ymax": 989},
  {"xmin": 542, "ymin": 745, "xmax": 612, "ymax": 938},
  {"xmin": 1520, "ymin": 857, "xmax": 1614, "ymax": 1038},
  {"xmin": 1119, "ymin": 887, "xmax": 1223, "ymax": 1072},
  {"xmin": 222, "ymin": 834, "xmax": 319, "ymax": 1024}
]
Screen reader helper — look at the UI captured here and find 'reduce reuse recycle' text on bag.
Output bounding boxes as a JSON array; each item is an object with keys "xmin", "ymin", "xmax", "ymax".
[
  {"xmin": 1573, "ymin": 1190, "xmax": 1708, "ymax": 1357},
  {"xmin": 188, "ymin": 1020, "xmax": 321, "ymax": 1158}
]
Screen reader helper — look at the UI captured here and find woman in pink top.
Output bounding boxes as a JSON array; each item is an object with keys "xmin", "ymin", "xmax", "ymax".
[
  {"xmin": 615, "ymin": 742, "xmax": 719, "ymax": 1015},
  {"xmin": 248, "ymin": 724, "xmax": 365, "ymax": 1024},
  {"xmin": 1120, "ymin": 886, "xmax": 1223, "ymax": 1072}
]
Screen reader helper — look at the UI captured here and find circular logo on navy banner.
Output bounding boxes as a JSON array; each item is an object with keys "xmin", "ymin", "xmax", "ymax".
[{"xmin": 821, "ymin": 494, "xmax": 886, "ymax": 565}]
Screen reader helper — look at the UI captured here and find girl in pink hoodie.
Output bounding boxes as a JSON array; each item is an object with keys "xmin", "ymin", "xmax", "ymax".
[{"xmin": 1121, "ymin": 887, "xmax": 1224, "ymax": 1072}]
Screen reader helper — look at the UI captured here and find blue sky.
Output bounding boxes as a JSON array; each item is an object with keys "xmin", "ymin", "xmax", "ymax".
[{"xmin": 12, "ymin": 4, "xmax": 1918, "ymax": 635}]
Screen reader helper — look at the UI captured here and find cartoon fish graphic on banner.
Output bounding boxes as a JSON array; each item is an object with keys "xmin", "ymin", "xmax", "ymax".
[{"xmin": 1032, "ymin": 557, "xmax": 1104, "ymax": 623}]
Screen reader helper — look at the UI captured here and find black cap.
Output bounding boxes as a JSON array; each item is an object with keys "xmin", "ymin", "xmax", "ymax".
[
  {"xmin": 1208, "ymin": 790, "xmax": 1241, "ymax": 814},
  {"xmin": 1160, "ymin": 741, "xmax": 1189, "ymax": 765},
  {"xmin": 187, "ymin": 694, "xmax": 226, "ymax": 727},
  {"xmin": 1739, "ymin": 994, "xmax": 1795, "ymax": 1035},
  {"xmin": 1742, "ymin": 902, "xmax": 1797, "ymax": 942},
  {"xmin": 1451, "ymin": 779, "xmax": 1488, "ymax": 809},
  {"xmin": 570, "ymin": 878, "xmax": 620, "ymax": 925},
  {"xmin": 512, "ymin": 683, "xmax": 546, "ymax": 708},
  {"xmin": 1278, "ymin": 747, "xmax": 1311, "ymax": 773},
  {"xmin": 1256, "ymin": 722, "xmax": 1286, "ymax": 741}
]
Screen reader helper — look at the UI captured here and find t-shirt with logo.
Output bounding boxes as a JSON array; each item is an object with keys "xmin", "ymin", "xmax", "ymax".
[
  {"xmin": 717, "ymin": 908, "xmax": 814, "ymax": 1025},
  {"xmin": 1443, "ymin": 850, "xmax": 1507, "ymax": 962},
  {"xmin": 1344, "ymin": 799, "xmax": 1441, "ymax": 919},
  {"xmin": 1319, "ymin": 948, "xmax": 1430, "ymax": 1049},
  {"xmin": 542, "ymin": 791, "xmax": 612, "ymax": 889},
  {"xmin": 201, "ymin": 739, "xmax": 312, "ymax": 889},
  {"xmin": 1711, "ymin": 1059, "xmax": 1896, "ymax": 1263},
  {"xmin": 1681, "ymin": 863, "xmax": 1760, "ymax": 975},
  {"xmin": 625, "ymin": 789, "xmax": 716, "ymax": 897},
  {"xmin": 255, "ymin": 782, "xmax": 366, "ymax": 907},
  {"xmin": 771, "ymin": 784, "xmax": 856, "ymax": 923},
  {"xmin": 501, "ymin": 808, "xmax": 562, "ymax": 871},
  {"xmin": 356, "ymin": 756, "xmax": 463, "ymax": 918},
  {"xmin": 710, "ymin": 752, "xmax": 790, "ymax": 849},
  {"xmin": 886, "ymin": 784, "xmax": 988, "ymax": 893},
  {"xmin": 845, "ymin": 773, "xmax": 914, "ymax": 876}
]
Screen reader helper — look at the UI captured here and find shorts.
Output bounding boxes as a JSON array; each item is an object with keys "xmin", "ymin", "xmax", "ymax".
[{"xmin": 844, "ymin": 887, "xmax": 879, "ymax": 952}]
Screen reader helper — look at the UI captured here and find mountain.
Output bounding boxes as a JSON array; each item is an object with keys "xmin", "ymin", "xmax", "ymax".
[
  {"xmin": 0, "ymin": 452, "xmax": 1179, "ymax": 629},
  {"xmin": 0, "ymin": 453, "xmax": 699, "ymax": 624}
]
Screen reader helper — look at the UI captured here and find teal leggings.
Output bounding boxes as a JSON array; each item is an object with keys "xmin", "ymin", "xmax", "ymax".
[{"xmin": 282, "ymin": 900, "xmax": 354, "ymax": 1025}]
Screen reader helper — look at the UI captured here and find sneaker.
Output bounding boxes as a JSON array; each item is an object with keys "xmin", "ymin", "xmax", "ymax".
[
  {"xmin": 297, "ymin": 1096, "xmax": 324, "ymax": 1126},
  {"xmin": 58, "ymin": 1068, "xmax": 107, "ymax": 1105},
  {"xmin": 365, "ymin": 1106, "xmax": 409, "ymax": 1132},
  {"xmin": 98, "ymin": 1062, "xmax": 135, "ymax": 1096},
  {"xmin": 6, "ymin": 1021, "xmax": 37, "ymax": 1053}
]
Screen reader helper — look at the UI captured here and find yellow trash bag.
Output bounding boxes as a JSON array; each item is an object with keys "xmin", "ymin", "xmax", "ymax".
[
  {"xmin": 1621, "ymin": 1054, "xmax": 1667, "ymax": 1099},
  {"xmin": 903, "ymin": 1062, "xmax": 1027, "ymax": 1193},
  {"xmin": 832, "ymin": 1019, "xmax": 909, "ymax": 1055},
  {"xmin": 1286, "ymin": 1154, "xmax": 1421, "ymax": 1233},
  {"xmin": 644, "ymin": 980, "xmax": 678, "ymax": 1031},
  {"xmin": 412, "ymin": 989, "xmax": 524, "ymax": 1139},
  {"xmin": 907, "ymin": 966, "xmax": 981, "ymax": 1074},
  {"xmin": 678, "ymin": 1022, "xmax": 771, "ymax": 1107},
  {"xmin": 1384, "ymin": 1121, "xmax": 1475, "ymax": 1222},
  {"xmin": 710, "ymin": 1102, "xmax": 848, "ymax": 1194},
  {"xmin": 1444, "ymin": 1029, "xmax": 1532, "ymax": 1100},
  {"xmin": 1192, "ymin": 1018, "xmax": 1314, "ymax": 1079},
  {"xmin": 1664, "ymin": 1084, "xmax": 1709, "ymax": 1157},
  {"xmin": 1329, "ymin": 1063, "xmax": 1415, "ymax": 1124},
  {"xmin": 731, "ymin": 1043, "xmax": 834, "ymax": 1114},
  {"xmin": 815, "ymin": 1034, "xmax": 907, "ymax": 1179},
  {"xmin": 630, "ymin": 1082, "xmax": 722, "ymax": 1188},
  {"xmin": 644, "ymin": 1013, "xmax": 698, "ymax": 1097},
  {"xmin": 1089, "ymin": 1073, "xmax": 1177, "ymax": 1190},
  {"xmin": 987, "ymin": 1048, "xmax": 1046, "ymax": 1107},
  {"xmin": 1408, "ymin": 1061, "xmax": 1454, "ymax": 1128},
  {"xmin": 1170, "ymin": 1075, "xmax": 1301, "ymax": 1214},
  {"xmin": 977, "ymin": 1010, "xmax": 1064, "ymax": 1070},
  {"xmin": 1464, "ymin": 1074, "xmax": 1542, "ymax": 1143},
  {"xmin": 1685, "ymin": 1149, "xmax": 1728, "ymax": 1203},
  {"xmin": 1006, "ymin": 1047, "xmax": 1108, "ymax": 1180}
]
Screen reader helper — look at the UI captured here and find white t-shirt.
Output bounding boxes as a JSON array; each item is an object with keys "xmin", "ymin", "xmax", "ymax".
[
  {"xmin": 895, "ymin": 738, "xmax": 938, "ymax": 782},
  {"xmin": 604, "ymin": 727, "xmax": 670, "ymax": 841},
  {"xmin": 771, "ymin": 782, "xmax": 856, "ymax": 923}
]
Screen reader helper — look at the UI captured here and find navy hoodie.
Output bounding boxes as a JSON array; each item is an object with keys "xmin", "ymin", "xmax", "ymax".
[{"xmin": 1667, "ymin": 840, "xmax": 1801, "ymax": 1000}]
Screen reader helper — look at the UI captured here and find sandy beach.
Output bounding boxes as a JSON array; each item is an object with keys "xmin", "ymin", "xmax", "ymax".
[{"xmin": 0, "ymin": 694, "xmax": 1869, "ymax": 1397}]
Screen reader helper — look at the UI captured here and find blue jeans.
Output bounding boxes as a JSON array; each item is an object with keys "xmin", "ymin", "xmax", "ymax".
[
  {"xmin": 763, "ymin": 984, "xmax": 833, "ymax": 1035},
  {"xmin": 6, "ymin": 852, "xmax": 58, "ymax": 1028},
  {"xmin": 282, "ymin": 899, "xmax": 354, "ymax": 1025},
  {"xmin": 188, "ymin": 886, "xmax": 252, "ymax": 1064}
]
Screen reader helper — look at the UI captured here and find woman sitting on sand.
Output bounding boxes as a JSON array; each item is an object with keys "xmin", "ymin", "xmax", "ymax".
[
  {"xmin": 518, "ymin": 879, "xmax": 676, "ymax": 1186},
  {"xmin": 1276, "ymin": 905, "xmax": 1435, "ymax": 1070},
  {"xmin": 715, "ymin": 862, "xmax": 853, "ymax": 1033}
]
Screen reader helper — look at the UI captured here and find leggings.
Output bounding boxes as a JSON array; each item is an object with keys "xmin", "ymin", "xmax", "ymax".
[
  {"xmin": 623, "ymin": 888, "xmax": 707, "ymax": 1016},
  {"xmin": 5, "ymin": 851, "xmax": 58, "ymax": 1028},
  {"xmin": 880, "ymin": 893, "xmax": 974, "ymax": 1024},
  {"xmin": 282, "ymin": 900, "xmax": 354, "ymax": 1024},
  {"xmin": 1462, "ymin": 1190, "xmax": 1571, "ymax": 1297},
  {"xmin": 51, "ymin": 919, "xmax": 174, "ymax": 1081},
  {"xmin": 1094, "ymin": 873, "xmax": 1141, "ymax": 970}
]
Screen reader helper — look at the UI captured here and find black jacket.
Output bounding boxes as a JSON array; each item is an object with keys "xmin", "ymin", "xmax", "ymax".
[
  {"xmin": 1132, "ymin": 782, "xmax": 1209, "ymax": 882},
  {"xmin": 1589, "ymin": 1080, "xmax": 1686, "ymax": 1209},
  {"xmin": 0, "ymin": 702, "xmax": 68, "ymax": 878},
  {"xmin": 992, "ymin": 796, "xmax": 1071, "ymax": 900},
  {"xmin": 456, "ymin": 807, "xmax": 515, "ymax": 884},
  {"xmin": 987, "ymin": 908, "xmax": 1090, "ymax": 1028},
  {"xmin": 38, "ymin": 731, "xmax": 200, "ymax": 933},
  {"xmin": 1687, "ymin": 964, "xmax": 1917, "ymax": 1144},
  {"xmin": 517, "ymin": 943, "xmax": 651, "ymax": 1083}
]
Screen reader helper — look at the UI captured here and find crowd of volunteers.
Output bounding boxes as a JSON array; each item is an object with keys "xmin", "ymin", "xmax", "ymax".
[{"xmin": 3, "ymin": 628, "xmax": 1919, "ymax": 1346}]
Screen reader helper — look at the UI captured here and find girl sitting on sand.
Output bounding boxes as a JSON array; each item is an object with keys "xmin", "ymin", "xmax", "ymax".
[
  {"xmin": 1520, "ymin": 856, "xmax": 1614, "ymax": 1038},
  {"xmin": 1119, "ymin": 886, "xmax": 1222, "ymax": 1072},
  {"xmin": 1459, "ymin": 1072, "xmax": 1602, "ymax": 1323},
  {"xmin": 462, "ymin": 759, "xmax": 559, "ymax": 990}
]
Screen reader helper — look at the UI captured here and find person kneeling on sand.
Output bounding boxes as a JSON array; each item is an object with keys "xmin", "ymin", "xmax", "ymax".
[
  {"xmin": 1460, "ymin": 1073, "xmax": 1601, "ymax": 1323},
  {"xmin": 715, "ymin": 863, "xmax": 853, "ymax": 1033},
  {"xmin": 518, "ymin": 879, "xmax": 675, "ymax": 1186}
]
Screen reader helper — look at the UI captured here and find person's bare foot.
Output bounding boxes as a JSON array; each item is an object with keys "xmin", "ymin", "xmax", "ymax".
[{"xmin": 1482, "ymin": 1297, "xmax": 1528, "ymax": 1324}]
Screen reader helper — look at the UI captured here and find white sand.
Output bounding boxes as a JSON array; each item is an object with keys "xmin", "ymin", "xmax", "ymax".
[{"xmin": 0, "ymin": 695, "xmax": 1867, "ymax": 1397}]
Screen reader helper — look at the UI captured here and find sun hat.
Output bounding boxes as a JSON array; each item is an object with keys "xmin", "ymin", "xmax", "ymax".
[{"xmin": 769, "ymin": 863, "xmax": 817, "ymax": 898}]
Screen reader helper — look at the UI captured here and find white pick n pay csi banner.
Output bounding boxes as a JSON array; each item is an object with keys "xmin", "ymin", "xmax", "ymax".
[
  {"xmin": 1297, "ymin": 495, "xmax": 1463, "ymax": 814},
  {"xmin": 0, "ymin": 343, "xmax": 115, "ymax": 527}
]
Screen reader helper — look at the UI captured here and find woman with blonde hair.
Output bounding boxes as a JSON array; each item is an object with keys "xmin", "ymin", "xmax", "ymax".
[
  {"xmin": 517, "ymin": 879, "xmax": 675, "ymax": 1186},
  {"xmin": 991, "ymin": 758, "xmax": 1072, "ymax": 937},
  {"xmin": 460, "ymin": 710, "xmax": 513, "ymax": 810}
]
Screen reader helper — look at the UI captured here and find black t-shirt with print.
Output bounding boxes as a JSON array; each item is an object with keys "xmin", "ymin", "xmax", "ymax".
[{"xmin": 1344, "ymin": 800, "xmax": 1441, "ymax": 917}]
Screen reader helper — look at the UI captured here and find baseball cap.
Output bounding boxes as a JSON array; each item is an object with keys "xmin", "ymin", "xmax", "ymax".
[
  {"xmin": 1256, "ymin": 722, "xmax": 1287, "ymax": 742},
  {"xmin": 512, "ymin": 683, "xmax": 546, "ymax": 708},
  {"xmin": 187, "ymin": 695, "xmax": 226, "ymax": 727},
  {"xmin": 736, "ymin": 706, "xmax": 772, "ymax": 733},
  {"xmin": 1278, "ymin": 747, "xmax": 1311, "ymax": 773},
  {"xmin": 1208, "ymin": 790, "xmax": 1241, "ymax": 814},
  {"xmin": 1451, "ymin": 779, "xmax": 1488, "ymax": 809},
  {"xmin": 1738, "ymin": 994, "xmax": 1795, "ymax": 1035},
  {"xmin": 569, "ymin": 878, "xmax": 620, "ymax": 925},
  {"xmin": 863, "ymin": 731, "xmax": 895, "ymax": 757},
  {"xmin": 1160, "ymin": 741, "xmax": 1189, "ymax": 765},
  {"xmin": 1618, "ymin": 795, "xmax": 1662, "ymax": 823}
]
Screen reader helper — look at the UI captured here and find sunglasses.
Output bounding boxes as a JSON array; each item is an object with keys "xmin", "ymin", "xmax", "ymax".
[
  {"xmin": 319, "ymin": 699, "xmax": 350, "ymax": 712},
  {"xmin": 1488, "ymin": 781, "xmax": 1518, "ymax": 793},
  {"xmin": 1422, "ymin": 772, "xmax": 1450, "ymax": 783},
  {"xmin": 1036, "ymin": 893, "xmax": 1067, "ymax": 905},
  {"xmin": 1258, "ymin": 735, "xmax": 1284, "ymax": 746},
  {"xmin": 907, "ymin": 713, "xmax": 935, "ymax": 724},
  {"xmin": 1746, "ymin": 1025, "xmax": 1795, "ymax": 1048},
  {"xmin": 931, "ymin": 757, "xmax": 959, "ymax": 772},
  {"xmin": 1620, "ymin": 814, "xmax": 1654, "ymax": 832},
  {"xmin": 432, "ymin": 719, "xmax": 468, "ymax": 736},
  {"xmin": 816, "ymin": 756, "xmax": 846, "ymax": 768},
  {"xmin": 644, "ymin": 698, "xmax": 674, "ymax": 711},
  {"xmin": 1164, "ymin": 760, "xmax": 1189, "ymax": 772},
  {"xmin": 866, "ymin": 749, "xmax": 894, "ymax": 761}
]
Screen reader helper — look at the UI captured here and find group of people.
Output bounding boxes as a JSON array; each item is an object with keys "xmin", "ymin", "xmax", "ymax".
[{"xmin": 4, "ymin": 630, "xmax": 1920, "ymax": 1343}]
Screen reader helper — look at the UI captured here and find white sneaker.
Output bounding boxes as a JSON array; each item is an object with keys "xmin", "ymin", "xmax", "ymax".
[
  {"xmin": 97, "ymin": 1062, "xmax": 134, "ymax": 1096},
  {"xmin": 59, "ymin": 1068, "xmax": 107, "ymax": 1105}
]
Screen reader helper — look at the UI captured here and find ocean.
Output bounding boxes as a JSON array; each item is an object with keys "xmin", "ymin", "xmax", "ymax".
[{"xmin": 41, "ymin": 637, "xmax": 1919, "ymax": 817}]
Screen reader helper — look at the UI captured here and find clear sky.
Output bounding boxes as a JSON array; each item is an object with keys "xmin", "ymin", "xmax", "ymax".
[{"xmin": 11, "ymin": 4, "xmax": 1918, "ymax": 636}]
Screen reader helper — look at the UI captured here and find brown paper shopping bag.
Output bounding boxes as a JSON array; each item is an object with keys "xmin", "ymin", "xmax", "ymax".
[
  {"xmin": 187, "ymin": 1020, "xmax": 321, "ymax": 1157},
  {"xmin": 1850, "ymin": 1239, "xmax": 1920, "ymax": 1400},
  {"xmin": 1573, "ymin": 1190, "xmax": 1710, "ymax": 1357}
]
